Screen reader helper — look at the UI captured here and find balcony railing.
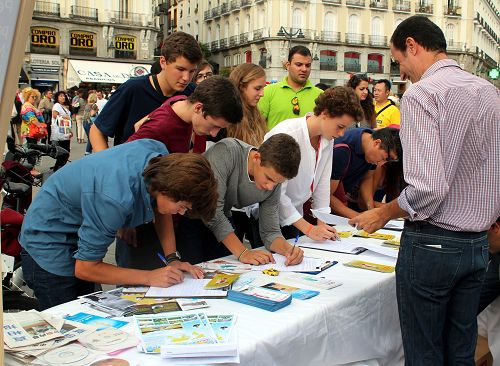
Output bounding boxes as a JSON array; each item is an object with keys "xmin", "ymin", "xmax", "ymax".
[
  {"xmin": 230, "ymin": 0, "xmax": 241, "ymax": 10},
  {"xmin": 204, "ymin": 10, "xmax": 212, "ymax": 20},
  {"xmin": 211, "ymin": 6, "xmax": 220, "ymax": 17},
  {"xmin": 345, "ymin": 33, "xmax": 364, "ymax": 44},
  {"xmin": 344, "ymin": 63, "xmax": 361, "ymax": 72},
  {"xmin": 416, "ymin": 4, "xmax": 433, "ymax": 14},
  {"xmin": 253, "ymin": 28, "xmax": 264, "ymax": 40},
  {"xmin": 346, "ymin": 0, "xmax": 365, "ymax": 7},
  {"xmin": 320, "ymin": 31, "xmax": 341, "ymax": 42},
  {"xmin": 445, "ymin": 5, "xmax": 461, "ymax": 16},
  {"xmin": 369, "ymin": 35, "xmax": 387, "ymax": 46},
  {"xmin": 392, "ymin": 0, "xmax": 411, "ymax": 12},
  {"xmin": 33, "ymin": 1, "xmax": 60, "ymax": 17},
  {"xmin": 323, "ymin": 0, "xmax": 342, "ymax": 4},
  {"xmin": 229, "ymin": 35, "xmax": 239, "ymax": 47},
  {"xmin": 220, "ymin": 3, "xmax": 230, "ymax": 14},
  {"xmin": 70, "ymin": 5, "xmax": 98, "ymax": 21},
  {"xmin": 320, "ymin": 63, "xmax": 338, "ymax": 71},
  {"xmin": 219, "ymin": 38, "xmax": 229, "ymax": 49},
  {"xmin": 108, "ymin": 11, "xmax": 145, "ymax": 26},
  {"xmin": 370, "ymin": 0, "xmax": 388, "ymax": 9},
  {"xmin": 367, "ymin": 65, "xmax": 384, "ymax": 73},
  {"xmin": 155, "ymin": 3, "xmax": 168, "ymax": 15},
  {"xmin": 241, "ymin": 0, "xmax": 251, "ymax": 7},
  {"xmin": 210, "ymin": 40, "xmax": 219, "ymax": 51},
  {"xmin": 240, "ymin": 32, "xmax": 249, "ymax": 44}
]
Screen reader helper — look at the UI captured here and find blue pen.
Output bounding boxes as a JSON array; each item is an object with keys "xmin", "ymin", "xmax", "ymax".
[
  {"xmin": 292, "ymin": 233, "xmax": 299, "ymax": 255},
  {"xmin": 157, "ymin": 252, "xmax": 169, "ymax": 266}
]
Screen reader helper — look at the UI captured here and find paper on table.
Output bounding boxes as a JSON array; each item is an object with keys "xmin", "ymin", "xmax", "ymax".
[
  {"xmin": 250, "ymin": 253, "xmax": 324, "ymax": 272},
  {"xmin": 357, "ymin": 240, "xmax": 399, "ymax": 258},
  {"xmin": 311, "ymin": 210, "xmax": 353, "ymax": 227},
  {"xmin": 145, "ymin": 279, "xmax": 227, "ymax": 298},
  {"xmin": 383, "ymin": 220, "xmax": 405, "ymax": 230},
  {"xmin": 299, "ymin": 238, "xmax": 366, "ymax": 255}
]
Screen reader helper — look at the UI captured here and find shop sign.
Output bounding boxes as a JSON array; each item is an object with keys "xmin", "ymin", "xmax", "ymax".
[
  {"xmin": 114, "ymin": 35, "xmax": 136, "ymax": 51},
  {"xmin": 70, "ymin": 31, "xmax": 95, "ymax": 49},
  {"xmin": 31, "ymin": 27, "xmax": 59, "ymax": 47}
]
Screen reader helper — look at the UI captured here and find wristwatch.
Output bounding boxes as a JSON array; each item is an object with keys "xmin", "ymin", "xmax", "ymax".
[{"xmin": 165, "ymin": 251, "xmax": 181, "ymax": 263}]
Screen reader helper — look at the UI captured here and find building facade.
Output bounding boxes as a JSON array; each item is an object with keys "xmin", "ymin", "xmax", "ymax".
[
  {"xmin": 175, "ymin": 0, "xmax": 499, "ymax": 90},
  {"xmin": 26, "ymin": 0, "xmax": 159, "ymax": 91}
]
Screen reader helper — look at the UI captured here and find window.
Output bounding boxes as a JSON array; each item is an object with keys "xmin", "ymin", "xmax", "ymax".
[
  {"xmin": 320, "ymin": 50, "xmax": 337, "ymax": 71},
  {"xmin": 344, "ymin": 51, "xmax": 360, "ymax": 72},
  {"xmin": 348, "ymin": 14, "xmax": 359, "ymax": 34},
  {"xmin": 292, "ymin": 8, "xmax": 303, "ymax": 29},
  {"xmin": 371, "ymin": 16, "xmax": 382, "ymax": 36},
  {"xmin": 368, "ymin": 53, "xmax": 383, "ymax": 73}
]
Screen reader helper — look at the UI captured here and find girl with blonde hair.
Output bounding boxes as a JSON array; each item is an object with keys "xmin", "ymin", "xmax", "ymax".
[
  {"xmin": 227, "ymin": 63, "xmax": 267, "ymax": 147},
  {"xmin": 20, "ymin": 87, "xmax": 47, "ymax": 144}
]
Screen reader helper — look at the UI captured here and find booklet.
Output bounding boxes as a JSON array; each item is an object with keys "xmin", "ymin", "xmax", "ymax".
[
  {"xmin": 79, "ymin": 291, "xmax": 135, "ymax": 317},
  {"xmin": 282, "ymin": 272, "xmax": 343, "ymax": 290},
  {"xmin": 227, "ymin": 286, "xmax": 292, "ymax": 312},
  {"xmin": 3, "ymin": 310, "xmax": 63, "ymax": 348},
  {"xmin": 198, "ymin": 259, "xmax": 252, "ymax": 273}
]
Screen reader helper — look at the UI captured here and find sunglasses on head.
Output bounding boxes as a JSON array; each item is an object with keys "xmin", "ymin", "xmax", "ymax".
[{"xmin": 291, "ymin": 96, "xmax": 300, "ymax": 115}]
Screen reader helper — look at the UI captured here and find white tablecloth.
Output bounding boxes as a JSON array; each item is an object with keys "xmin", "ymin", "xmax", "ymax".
[{"xmin": 8, "ymin": 234, "xmax": 405, "ymax": 366}]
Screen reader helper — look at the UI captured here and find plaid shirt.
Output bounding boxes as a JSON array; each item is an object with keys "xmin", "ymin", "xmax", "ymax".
[{"xmin": 397, "ymin": 59, "xmax": 500, "ymax": 232}]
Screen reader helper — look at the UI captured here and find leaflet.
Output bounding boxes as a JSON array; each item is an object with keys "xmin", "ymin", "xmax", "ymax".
[
  {"xmin": 250, "ymin": 253, "xmax": 324, "ymax": 272},
  {"xmin": 3, "ymin": 310, "xmax": 63, "ymax": 348}
]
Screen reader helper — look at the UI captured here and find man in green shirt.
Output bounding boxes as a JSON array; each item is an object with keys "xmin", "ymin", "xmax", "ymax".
[{"xmin": 258, "ymin": 46, "xmax": 323, "ymax": 130}]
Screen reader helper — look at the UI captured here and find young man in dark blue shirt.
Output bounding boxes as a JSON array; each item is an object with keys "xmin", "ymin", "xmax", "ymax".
[
  {"xmin": 89, "ymin": 32, "xmax": 202, "ymax": 150},
  {"xmin": 330, "ymin": 127, "xmax": 401, "ymax": 218}
]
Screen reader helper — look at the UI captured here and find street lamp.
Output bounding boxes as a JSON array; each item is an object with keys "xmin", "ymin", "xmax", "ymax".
[{"xmin": 277, "ymin": 26, "xmax": 305, "ymax": 40}]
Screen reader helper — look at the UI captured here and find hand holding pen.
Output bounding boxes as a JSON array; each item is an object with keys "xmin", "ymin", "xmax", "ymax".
[
  {"xmin": 285, "ymin": 233, "xmax": 304, "ymax": 266},
  {"xmin": 306, "ymin": 223, "xmax": 341, "ymax": 241}
]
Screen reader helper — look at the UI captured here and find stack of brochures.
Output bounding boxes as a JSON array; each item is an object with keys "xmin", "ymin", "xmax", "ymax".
[
  {"xmin": 79, "ymin": 290, "xmax": 135, "ymax": 316},
  {"xmin": 227, "ymin": 286, "xmax": 292, "ymax": 311},
  {"xmin": 134, "ymin": 312, "xmax": 238, "ymax": 364}
]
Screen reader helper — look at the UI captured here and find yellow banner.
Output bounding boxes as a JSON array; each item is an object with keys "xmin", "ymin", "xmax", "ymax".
[
  {"xmin": 31, "ymin": 27, "xmax": 59, "ymax": 46},
  {"xmin": 115, "ymin": 35, "xmax": 136, "ymax": 51},
  {"xmin": 70, "ymin": 31, "xmax": 95, "ymax": 49}
]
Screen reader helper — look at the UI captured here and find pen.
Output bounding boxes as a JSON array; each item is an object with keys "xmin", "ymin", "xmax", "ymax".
[
  {"xmin": 292, "ymin": 233, "xmax": 299, "ymax": 255},
  {"xmin": 157, "ymin": 252, "xmax": 169, "ymax": 266}
]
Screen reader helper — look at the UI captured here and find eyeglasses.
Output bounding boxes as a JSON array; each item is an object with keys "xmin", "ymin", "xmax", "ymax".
[
  {"xmin": 291, "ymin": 97, "xmax": 300, "ymax": 115},
  {"xmin": 196, "ymin": 72, "xmax": 213, "ymax": 80}
]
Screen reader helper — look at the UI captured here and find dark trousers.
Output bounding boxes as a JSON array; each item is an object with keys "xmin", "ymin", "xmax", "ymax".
[
  {"xmin": 477, "ymin": 253, "xmax": 500, "ymax": 314},
  {"xmin": 115, "ymin": 222, "xmax": 166, "ymax": 270},
  {"xmin": 231, "ymin": 210, "xmax": 263, "ymax": 249},
  {"xmin": 396, "ymin": 221, "xmax": 488, "ymax": 366},
  {"xmin": 175, "ymin": 217, "xmax": 232, "ymax": 265},
  {"xmin": 83, "ymin": 122, "xmax": 92, "ymax": 154},
  {"xmin": 21, "ymin": 249, "xmax": 99, "ymax": 311}
]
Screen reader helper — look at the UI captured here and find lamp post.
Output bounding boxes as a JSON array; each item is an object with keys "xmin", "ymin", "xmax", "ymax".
[{"xmin": 277, "ymin": 26, "xmax": 305, "ymax": 45}]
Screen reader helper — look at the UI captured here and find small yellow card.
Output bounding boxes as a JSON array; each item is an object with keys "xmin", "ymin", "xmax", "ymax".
[
  {"xmin": 344, "ymin": 260, "xmax": 395, "ymax": 273},
  {"xmin": 204, "ymin": 273, "xmax": 240, "ymax": 289},
  {"xmin": 337, "ymin": 231, "xmax": 353, "ymax": 238},
  {"xmin": 354, "ymin": 230, "xmax": 395, "ymax": 241},
  {"xmin": 383, "ymin": 238, "xmax": 401, "ymax": 246}
]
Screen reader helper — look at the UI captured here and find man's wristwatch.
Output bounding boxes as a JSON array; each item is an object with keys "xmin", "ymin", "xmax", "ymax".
[{"xmin": 165, "ymin": 251, "xmax": 181, "ymax": 264}]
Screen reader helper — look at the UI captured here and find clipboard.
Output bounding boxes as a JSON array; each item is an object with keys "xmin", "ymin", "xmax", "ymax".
[{"xmin": 300, "ymin": 260, "xmax": 338, "ymax": 275}]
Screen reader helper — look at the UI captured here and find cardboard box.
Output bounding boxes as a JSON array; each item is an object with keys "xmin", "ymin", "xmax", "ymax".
[{"xmin": 475, "ymin": 335, "xmax": 493, "ymax": 366}]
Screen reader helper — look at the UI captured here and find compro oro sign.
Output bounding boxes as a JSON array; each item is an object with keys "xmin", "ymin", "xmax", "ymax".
[
  {"xmin": 30, "ymin": 27, "xmax": 59, "ymax": 54},
  {"xmin": 67, "ymin": 59, "xmax": 150, "ymax": 87},
  {"xmin": 70, "ymin": 31, "xmax": 97, "ymax": 56},
  {"xmin": 114, "ymin": 34, "xmax": 137, "ymax": 59}
]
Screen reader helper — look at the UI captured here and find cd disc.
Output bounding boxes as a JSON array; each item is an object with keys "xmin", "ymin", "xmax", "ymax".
[
  {"xmin": 85, "ymin": 328, "xmax": 129, "ymax": 348},
  {"xmin": 42, "ymin": 344, "xmax": 90, "ymax": 364},
  {"xmin": 90, "ymin": 358, "xmax": 130, "ymax": 366}
]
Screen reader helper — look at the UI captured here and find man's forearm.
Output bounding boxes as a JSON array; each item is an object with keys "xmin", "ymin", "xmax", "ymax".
[
  {"xmin": 89, "ymin": 124, "xmax": 109, "ymax": 152},
  {"xmin": 75, "ymin": 260, "xmax": 149, "ymax": 285},
  {"xmin": 331, "ymin": 195, "xmax": 359, "ymax": 219},
  {"xmin": 380, "ymin": 199, "xmax": 408, "ymax": 222},
  {"xmin": 221, "ymin": 232, "xmax": 246, "ymax": 257},
  {"xmin": 269, "ymin": 237, "xmax": 293, "ymax": 256}
]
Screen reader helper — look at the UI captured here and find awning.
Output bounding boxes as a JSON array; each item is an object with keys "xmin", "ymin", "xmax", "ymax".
[{"xmin": 67, "ymin": 59, "xmax": 151, "ymax": 88}]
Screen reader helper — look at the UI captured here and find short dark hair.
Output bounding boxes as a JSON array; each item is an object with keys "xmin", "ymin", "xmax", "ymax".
[
  {"xmin": 143, "ymin": 153, "xmax": 218, "ymax": 221},
  {"xmin": 43, "ymin": 88, "xmax": 53, "ymax": 95},
  {"xmin": 390, "ymin": 16, "xmax": 447, "ymax": 54},
  {"xmin": 161, "ymin": 32, "xmax": 203, "ymax": 64},
  {"xmin": 188, "ymin": 76, "xmax": 243, "ymax": 124},
  {"xmin": 375, "ymin": 79, "xmax": 391, "ymax": 91},
  {"xmin": 313, "ymin": 86, "xmax": 364, "ymax": 121},
  {"xmin": 259, "ymin": 134, "xmax": 301, "ymax": 179},
  {"xmin": 288, "ymin": 45, "xmax": 311, "ymax": 62},
  {"xmin": 372, "ymin": 127, "xmax": 402, "ymax": 161}
]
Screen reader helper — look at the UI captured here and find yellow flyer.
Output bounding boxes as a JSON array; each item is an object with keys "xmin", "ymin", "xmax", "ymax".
[
  {"xmin": 354, "ymin": 230, "xmax": 395, "ymax": 241},
  {"xmin": 344, "ymin": 260, "xmax": 395, "ymax": 273}
]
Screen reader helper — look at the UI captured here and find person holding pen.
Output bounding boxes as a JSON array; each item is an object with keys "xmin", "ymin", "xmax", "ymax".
[
  {"xmin": 19, "ymin": 139, "xmax": 219, "ymax": 310},
  {"xmin": 264, "ymin": 86, "xmax": 364, "ymax": 240}
]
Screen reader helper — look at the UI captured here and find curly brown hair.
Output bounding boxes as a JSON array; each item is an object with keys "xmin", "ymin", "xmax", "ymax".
[
  {"xmin": 143, "ymin": 153, "xmax": 218, "ymax": 221},
  {"xmin": 313, "ymin": 86, "xmax": 364, "ymax": 122}
]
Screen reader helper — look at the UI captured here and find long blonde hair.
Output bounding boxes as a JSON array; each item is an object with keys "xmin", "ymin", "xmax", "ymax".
[{"xmin": 227, "ymin": 63, "xmax": 267, "ymax": 147}]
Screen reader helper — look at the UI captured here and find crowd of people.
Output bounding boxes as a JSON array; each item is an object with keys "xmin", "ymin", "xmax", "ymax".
[{"xmin": 13, "ymin": 15, "xmax": 500, "ymax": 366}]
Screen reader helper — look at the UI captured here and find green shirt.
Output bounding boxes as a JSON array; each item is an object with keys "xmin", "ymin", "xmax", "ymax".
[{"xmin": 258, "ymin": 76, "xmax": 323, "ymax": 130}]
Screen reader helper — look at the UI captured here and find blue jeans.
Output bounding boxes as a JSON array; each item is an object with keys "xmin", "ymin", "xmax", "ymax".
[
  {"xmin": 21, "ymin": 249, "xmax": 99, "ymax": 310},
  {"xmin": 396, "ymin": 221, "xmax": 488, "ymax": 366},
  {"xmin": 477, "ymin": 253, "xmax": 500, "ymax": 314}
]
